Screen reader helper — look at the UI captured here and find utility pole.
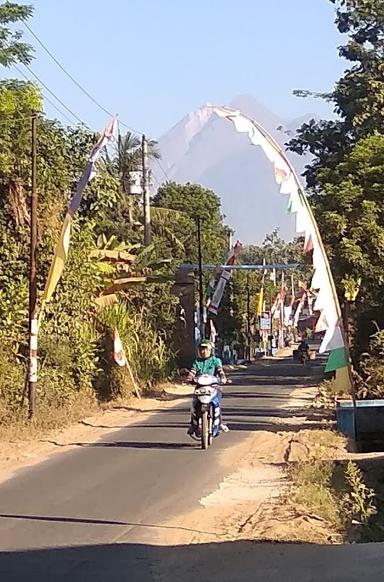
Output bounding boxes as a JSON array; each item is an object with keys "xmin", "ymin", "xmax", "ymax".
[
  {"xmin": 197, "ymin": 216, "xmax": 205, "ymax": 339},
  {"xmin": 141, "ymin": 134, "xmax": 151, "ymax": 245},
  {"xmin": 28, "ymin": 113, "xmax": 38, "ymax": 419},
  {"xmin": 279, "ymin": 270, "xmax": 285, "ymax": 349},
  {"xmin": 246, "ymin": 273, "xmax": 251, "ymax": 361}
]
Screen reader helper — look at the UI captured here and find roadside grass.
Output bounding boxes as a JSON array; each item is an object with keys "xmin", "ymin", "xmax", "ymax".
[
  {"xmin": 345, "ymin": 458, "xmax": 384, "ymax": 543},
  {"xmin": 0, "ymin": 378, "xmax": 187, "ymax": 444},
  {"xmin": 0, "ymin": 390, "xmax": 99, "ymax": 441},
  {"xmin": 288, "ymin": 430, "xmax": 379, "ymax": 542},
  {"xmin": 312, "ymin": 378, "xmax": 350, "ymax": 409},
  {"xmin": 302, "ymin": 429, "xmax": 347, "ymax": 459},
  {"xmin": 289, "ymin": 459, "xmax": 342, "ymax": 530}
]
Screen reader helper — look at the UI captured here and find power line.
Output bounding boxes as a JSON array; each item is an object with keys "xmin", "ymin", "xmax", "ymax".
[
  {"xmin": 154, "ymin": 157, "xmax": 171, "ymax": 183},
  {"xmin": 13, "ymin": 64, "xmax": 75, "ymax": 125},
  {"xmin": 41, "ymin": 93, "xmax": 77, "ymax": 125},
  {"xmin": 22, "ymin": 21, "xmax": 143, "ymax": 135},
  {"xmin": 18, "ymin": 62, "xmax": 86, "ymax": 126},
  {"xmin": 23, "ymin": 62, "xmax": 86, "ymax": 125},
  {"xmin": 15, "ymin": 26, "xmax": 162, "ymax": 151},
  {"xmin": 150, "ymin": 171, "xmax": 161, "ymax": 190},
  {"xmin": 22, "ymin": 21, "xmax": 115, "ymax": 120}
]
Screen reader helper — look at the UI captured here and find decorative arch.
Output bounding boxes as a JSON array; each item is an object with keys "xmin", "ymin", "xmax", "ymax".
[{"xmin": 211, "ymin": 106, "xmax": 351, "ymax": 390}]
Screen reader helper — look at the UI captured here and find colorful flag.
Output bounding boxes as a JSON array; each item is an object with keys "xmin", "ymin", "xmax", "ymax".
[
  {"xmin": 262, "ymin": 257, "xmax": 267, "ymax": 276},
  {"xmin": 319, "ymin": 323, "xmax": 344, "ymax": 354},
  {"xmin": 284, "ymin": 305, "xmax": 292, "ymax": 326},
  {"xmin": 256, "ymin": 288, "xmax": 264, "ymax": 316},
  {"xmin": 208, "ymin": 240, "xmax": 242, "ymax": 315},
  {"xmin": 271, "ymin": 291, "xmax": 281, "ymax": 318},
  {"xmin": 113, "ymin": 328, "xmax": 127, "ymax": 367},
  {"xmin": 208, "ymin": 270, "xmax": 231, "ymax": 315},
  {"xmin": 325, "ymin": 347, "xmax": 348, "ymax": 372},
  {"xmin": 42, "ymin": 117, "xmax": 117, "ymax": 303},
  {"xmin": 293, "ymin": 289, "xmax": 306, "ymax": 326}
]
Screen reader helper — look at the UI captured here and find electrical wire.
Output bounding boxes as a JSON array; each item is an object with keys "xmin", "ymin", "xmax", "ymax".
[
  {"xmin": 14, "ymin": 26, "xmax": 164, "ymax": 151},
  {"xmin": 154, "ymin": 157, "xmax": 171, "ymax": 182},
  {"xmin": 22, "ymin": 21, "xmax": 143, "ymax": 135},
  {"xmin": 22, "ymin": 20, "xmax": 115, "ymax": 120},
  {"xmin": 151, "ymin": 172, "xmax": 161, "ymax": 189},
  {"xmin": 41, "ymin": 92, "xmax": 78, "ymax": 125},
  {"xmin": 13, "ymin": 64, "xmax": 75, "ymax": 125},
  {"xmin": 18, "ymin": 62, "xmax": 86, "ymax": 125}
]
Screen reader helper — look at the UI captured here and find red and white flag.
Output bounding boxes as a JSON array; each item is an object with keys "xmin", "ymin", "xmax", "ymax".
[{"xmin": 208, "ymin": 240, "xmax": 242, "ymax": 315}]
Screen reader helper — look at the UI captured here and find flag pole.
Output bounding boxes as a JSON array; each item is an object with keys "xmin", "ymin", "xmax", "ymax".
[
  {"xmin": 279, "ymin": 271, "xmax": 285, "ymax": 349},
  {"xmin": 142, "ymin": 134, "xmax": 151, "ymax": 246},
  {"xmin": 28, "ymin": 112, "xmax": 38, "ymax": 419},
  {"xmin": 197, "ymin": 216, "xmax": 205, "ymax": 339}
]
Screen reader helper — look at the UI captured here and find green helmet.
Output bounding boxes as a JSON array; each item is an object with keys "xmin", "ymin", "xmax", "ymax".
[{"xmin": 199, "ymin": 339, "xmax": 212, "ymax": 349}]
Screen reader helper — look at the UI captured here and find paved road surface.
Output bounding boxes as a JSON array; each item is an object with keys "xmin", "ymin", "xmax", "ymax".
[{"xmin": 0, "ymin": 355, "xmax": 383, "ymax": 581}]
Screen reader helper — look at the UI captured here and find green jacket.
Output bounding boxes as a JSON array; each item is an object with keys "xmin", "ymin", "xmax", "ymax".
[{"xmin": 190, "ymin": 355, "xmax": 224, "ymax": 377}]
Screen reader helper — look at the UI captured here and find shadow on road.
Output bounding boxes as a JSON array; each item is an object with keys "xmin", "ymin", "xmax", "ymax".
[
  {"xmin": 0, "ymin": 540, "xmax": 383, "ymax": 582},
  {"xmin": 43, "ymin": 440, "xmax": 196, "ymax": 450},
  {"xmin": 0, "ymin": 513, "xmax": 218, "ymax": 535}
]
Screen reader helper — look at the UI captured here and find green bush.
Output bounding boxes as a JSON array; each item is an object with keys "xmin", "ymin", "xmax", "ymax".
[
  {"xmin": 0, "ymin": 343, "xmax": 25, "ymax": 420},
  {"xmin": 356, "ymin": 329, "xmax": 384, "ymax": 399},
  {"xmin": 97, "ymin": 302, "xmax": 173, "ymax": 399}
]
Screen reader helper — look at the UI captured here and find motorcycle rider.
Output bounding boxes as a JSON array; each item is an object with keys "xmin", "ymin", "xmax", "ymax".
[
  {"xmin": 297, "ymin": 337, "xmax": 310, "ymax": 361},
  {"xmin": 186, "ymin": 340, "xmax": 228, "ymax": 436}
]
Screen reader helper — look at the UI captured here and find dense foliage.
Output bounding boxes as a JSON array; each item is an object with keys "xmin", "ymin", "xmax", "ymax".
[
  {"xmin": 288, "ymin": 0, "xmax": 384, "ymax": 364},
  {"xmin": 0, "ymin": 2, "xmax": 34, "ymax": 66},
  {"xmin": 0, "ymin": 15, "xmax": 231, "ymax": 424}
]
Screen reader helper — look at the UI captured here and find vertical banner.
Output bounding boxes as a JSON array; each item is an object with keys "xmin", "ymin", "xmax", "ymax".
[
  {"xmin": 208, "ymin": 270, "xmax": 231, "ymax": 315},
  {"xmin": 42, "ymin": 117, "xmax": 118, "ymax": 304},
  {"xmin": 208, "ymin": 240, "xmax": 242, "ymax": 315}
]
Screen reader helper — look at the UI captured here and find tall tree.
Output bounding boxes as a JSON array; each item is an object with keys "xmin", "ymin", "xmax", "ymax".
[
  {"xmin": 152, "ymin": 181, "xmax": 230, "ymax": 265},
  {"xmin": 288, "ymin": 0, "xmax": 384, "ymax": 348},
  {"xmin": 0, "ymin": 2, "xmax": 34, "ymax": 66}
]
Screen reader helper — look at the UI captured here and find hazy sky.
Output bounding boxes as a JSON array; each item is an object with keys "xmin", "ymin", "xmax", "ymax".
[{"xmin": 10, "ymin": 0, "xmax": 347, "ymax": 137}]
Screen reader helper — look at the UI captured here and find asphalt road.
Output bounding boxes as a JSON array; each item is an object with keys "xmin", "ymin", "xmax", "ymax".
[{"xmin": 2, "ymin": 354, "xmax": 382, "ymax": 581}]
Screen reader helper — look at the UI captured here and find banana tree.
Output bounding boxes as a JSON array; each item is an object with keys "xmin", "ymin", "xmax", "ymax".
[{"xmin": 90, "ymin": 238, "xmax": 174, "ymax": 308}]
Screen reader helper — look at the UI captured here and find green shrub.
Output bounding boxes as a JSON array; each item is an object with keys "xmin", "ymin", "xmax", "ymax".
[
  {"xmin": 97, "ymin": 301, "xmax": 173, "ymax": 398},
  {"xmin": 0, "ymin": 343, "xmax": 25, "ymax": 420},
  {"xmin": 356, "ymin": 329, "xmax": 384, "ymax": 399}
]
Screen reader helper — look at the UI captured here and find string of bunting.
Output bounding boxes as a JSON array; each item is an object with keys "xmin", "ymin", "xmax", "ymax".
[{"xmin": 212, "ymin": 106, "xmax": 350, "ymax": 382}]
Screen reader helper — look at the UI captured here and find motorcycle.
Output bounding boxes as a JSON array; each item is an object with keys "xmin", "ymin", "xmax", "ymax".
[
  {"xmin": 191, "ymin": 374, "xmax": 221, "ymax": 450},
  {"xmin": 298, "ymin": 347, "xmax": 310, "ymax": 366}
]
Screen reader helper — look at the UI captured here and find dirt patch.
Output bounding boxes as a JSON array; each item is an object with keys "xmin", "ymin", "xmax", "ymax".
[{"xmin": 159, "ymin": 427, "xmax": 342, "ymax": 546}]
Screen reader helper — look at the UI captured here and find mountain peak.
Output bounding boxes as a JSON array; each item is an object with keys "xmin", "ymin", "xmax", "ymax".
[{"xmin": 153, "ymin": 97, "xmax": 311, "ymax": 243}]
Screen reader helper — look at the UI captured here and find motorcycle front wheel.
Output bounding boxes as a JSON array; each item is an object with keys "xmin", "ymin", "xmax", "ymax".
[{"xmin": 201, "ymin": 410, "xmax": 209, "ymax": 450}]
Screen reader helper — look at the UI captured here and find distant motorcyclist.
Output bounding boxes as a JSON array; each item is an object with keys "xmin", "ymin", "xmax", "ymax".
[
  {"xmin": 298, "ymin": 338, "xmax": 309, "ymax": 352},
  {"xmin": 186, "ymin": 340, "xmax": 228, "ymax": 436},
  {"xmin": 297, "ymin": 338, "xmax": 310, "ymax": 363}
]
